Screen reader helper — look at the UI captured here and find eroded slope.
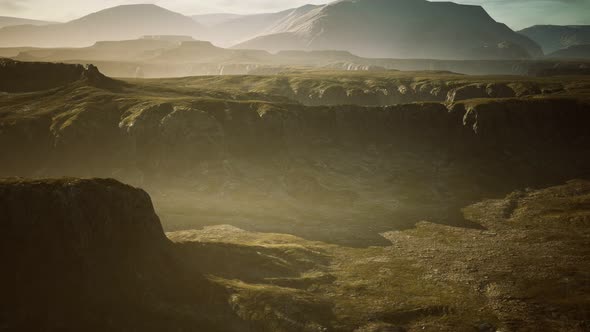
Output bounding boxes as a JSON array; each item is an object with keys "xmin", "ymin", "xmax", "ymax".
[
  {"xmin": 1, "ymin": 62, "xmax": 590, "ymax": 247},
  {"xmin": 169, "ymin": 180, "xmax": 590, "ymax": 331}
]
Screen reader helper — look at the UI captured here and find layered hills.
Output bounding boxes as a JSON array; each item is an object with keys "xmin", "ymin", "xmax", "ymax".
[
  {"xmin": 2, "ymin": 60, "xmax": 590, "ymax": 245},
  {"xmin": 1, "ymin": 57, "xmax": 590, "ymax": 330},
  {"xmin": 3, "ymin": 176, "xmax": 589, "ymax": 331},
  {"xmin": 519, "ymin": 25, "xmax": 590, "ymax": 54},
  {"xmin": 234, "ymin": 0, "xmax": 542, "ymax": 60},
  {"xmin": 0, "ymin": 1, "xmax": 542, "ymax": 60},
  {"xmin": 0, "ymin": 4, "xmax": 205, "ymax": 47},
  {"xmin": 0, "ymin": 16, "xmax": 56, "ymax": 28}
]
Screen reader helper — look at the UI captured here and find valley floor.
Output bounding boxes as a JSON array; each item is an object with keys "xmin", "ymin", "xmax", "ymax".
[{"xmin": 168, "ymin": 180, "xmax": 590, "ymax": 331}]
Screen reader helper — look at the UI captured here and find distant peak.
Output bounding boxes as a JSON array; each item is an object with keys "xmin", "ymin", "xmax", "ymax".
[
  {"xmin": 108, "ymin": 3, "xmax": 162, "ymax": 9},
  {"xmin": 83, "ymin": 3, "xmax": 178, "ymax": 16}
]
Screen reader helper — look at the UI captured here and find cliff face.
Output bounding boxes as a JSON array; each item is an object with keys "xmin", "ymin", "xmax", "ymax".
[
  {"xmin": 5, "ymin": 98, "xmax": 586, "ymax": 178},
  {"xmin": 0, "ymin": 178, "xmax": 238, "ymax": 331},
  {"xmin": 0, "ymin": 58, "xmax": 115, "ymax": 92},
  {"xmin": 2, "ymin": 61, "xmax": 590, "ymax": 245}
]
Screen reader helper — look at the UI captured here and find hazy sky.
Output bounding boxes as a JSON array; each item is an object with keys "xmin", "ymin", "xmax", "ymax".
[{"xmin": 1, "ymin": 0, "xmax": 589, "ymax": 29}]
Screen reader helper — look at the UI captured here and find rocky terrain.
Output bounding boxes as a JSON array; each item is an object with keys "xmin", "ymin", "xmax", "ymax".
[
  {"xmin": 5, "ymin": 37, "xmax": 590, "ymax": 78},
  {"xmin": 1, "ymin": 60, "xmax": 590, "ymax": 246},
  {"xmin": 0, "ymin": 58, "xmax": 116, "ymax": 92},
  {"xmin": 169, "ymin": 179, "xmax": 590, "ymax": 331},
  {"xmin": 1, "ymin": 55, "xmax": 590, "ymax": 331},
  {"xmin": 2, "ymin": 176, "xmax": 588, "ymax": 331},
  {"xmin": 0, "ymin": 178, "xmax": 240, "ymax": 331}
]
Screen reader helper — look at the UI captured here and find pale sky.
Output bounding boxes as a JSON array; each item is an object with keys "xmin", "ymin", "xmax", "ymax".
[{"xmin": 1, "ymin": 0, "xmax": 589, "ymax": 30}]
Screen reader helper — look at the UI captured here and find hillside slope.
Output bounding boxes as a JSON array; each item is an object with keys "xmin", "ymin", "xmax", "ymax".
[
  {"xmin": 0, "ymin": 16, "xmax": 56, "ymax": 28},
  {"xmin": 2, "ymin": 60, "xmax": 590, "ymax": 246},
  {"xmin": 204, "ymin": 5, "xmax": 322, "ymax": 46},
  {"xmin": 0, "ymin": 4, "xmax": 205, "ymax": 47},
  {"xmin": 519, "ymin": 25, "xmax": 590, "ymax": 54},
  {"xmin": 548, "ymin": 44, "xmax": 590, "ymax": 59},
  {"xmin": 235, "ymin": 0, "xmax": 542, "ymax": 60}
]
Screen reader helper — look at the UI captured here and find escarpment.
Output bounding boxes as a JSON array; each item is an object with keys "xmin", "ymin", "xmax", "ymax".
[
  {"xmin": 2, "ymin": 61, "xmax": 590, "ymax": 244},
  {"xmin": 0, "ymin": 58, "xmax": 117, "ymax": 92},
  {"xmin": 0, "ymin": 178, "xmax": 240, "ymax": 331},
  {"xmin": 2, "ymin": 95, "xmax": 590, "ymax": 198}
]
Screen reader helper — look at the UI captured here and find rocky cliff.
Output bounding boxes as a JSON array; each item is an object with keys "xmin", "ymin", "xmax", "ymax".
[
  {"xmin": 0, "ymin": 58, "xmax": 116, "ymax": 92},
  {"xmin": 0, "ymin": 178, "xmax": 240, "ymax": 331},
  {"xmin": 2, "ymin": 61, "xmax": 590, "ymax": 245}
]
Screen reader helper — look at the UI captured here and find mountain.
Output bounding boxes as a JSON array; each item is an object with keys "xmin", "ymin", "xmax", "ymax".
[
  {"xmin": 519, "ymin": 25, "xmax": 590, "ymax": 54},
  {"xmin": 0, "ymin": 4, "xmax": 205, "ymax": 47},
  {"xmin": 204, "ymin": 4, "xmax": 322, "ymax": 47},
  {"xmin": 192, "ymin": 13, "xmax": 245, "ymax": 26},
  {"xmin": 547, "ymin": 44, "xmax": 590, "ymax": 59},
  {"xmin": 13, "ymin": 36, "xmax": 195, "ymax": 62},
  {"xmin": 234, "ymin": 0, "xmax": 542, "ymax": 60},
  {"xmin": 0, "ymin": 16, "xmax": 56, "ymax": 28}
]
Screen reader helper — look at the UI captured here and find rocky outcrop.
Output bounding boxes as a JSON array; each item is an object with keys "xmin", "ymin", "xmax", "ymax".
[
  {"xmin": 446, "ymin": 83, "xmax": 517, "ymax": 103},
  {"xmin": 0, "ymin": 58, "xmax": 116, "ymax": 92},
  {"xmin": 2, "ymin": 94, "xmax": 590, "ymax": 182},
  {"xmin": 0, "ymin": 177, "xmax": 240, "ymax": 331},
  {"xmin": 120, "ymin": 103, "xmax": 224, "ymax": 171}
]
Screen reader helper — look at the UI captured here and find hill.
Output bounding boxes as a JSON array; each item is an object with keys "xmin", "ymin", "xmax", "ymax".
[
  {"xmin": 192, "ymin": 13, "xmax": 245, "ymax": 26},
  {"xmin": 1, "ymin": 61, "xmax": 590, "ymax": 330},
  {"xmin": 234, "ymin": 0, "xmax": 542, "ymax": 60},
  {"xmin": 203, "ymin": 5, "xmax": 322, "ymax": 46},
  {"xmin": 519, "ymin": 25, "xmax": 590, "ymax": 54},
  {"xmin": 0, "ymin": 16, "xmax": 56, "ymax": 28},
  {"xmin": 548, "ymin": 44, "xmax": 590, "ymax": 59},
  {"xmin": 0, "ymin": 4, "xmax": 205, "ymax": 47}
]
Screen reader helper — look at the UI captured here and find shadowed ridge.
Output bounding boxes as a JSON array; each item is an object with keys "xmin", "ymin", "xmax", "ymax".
[
  {"xmin": 0, "ymin": 58, "xmax": 120, "ymax": 92},
  {"xmin": 0, "ymin": 177, "xmax": 243, "ymax": 331}
]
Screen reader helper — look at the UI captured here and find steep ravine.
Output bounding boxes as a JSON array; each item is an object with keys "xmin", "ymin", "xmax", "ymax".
[{"xmin": 1, "ymin": 62, "xmax": 590, "ymax": 245}]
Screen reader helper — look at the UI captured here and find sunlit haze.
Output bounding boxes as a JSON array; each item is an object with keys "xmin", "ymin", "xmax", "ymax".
[{"xmin": 0, "ymin": 0, "xmax": 589, "ymax": 29}]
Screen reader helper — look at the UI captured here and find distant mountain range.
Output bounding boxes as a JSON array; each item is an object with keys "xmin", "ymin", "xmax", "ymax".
[
  {"xmin": 519, "ymin": 25, "xmax": 590, "ymax": 54},
  {"xmin": 232, "ymin": 0, "xmax": 542, "ymax": 60},
  {"xmin": 191, "ymin": 13, "xmax": 244, "ymax": 27},
  {"xmin": 198, "ymin": 5, "xmax": 322, "ymax": 47},
  {"xmin": 0, "ymin": 0, "xmax": 550, "ymax": 60},
  {"xmin": 0, "ymin": 4, "xmax": 204, "ymax": 47},
  {"xmin": 0, "ymin": 16, "xmax": 56, "ymax": 28}
]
